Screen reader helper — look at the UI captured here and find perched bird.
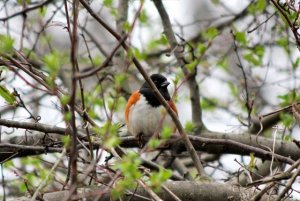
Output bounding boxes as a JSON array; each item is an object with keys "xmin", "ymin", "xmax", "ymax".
[{"xmin": 125, "ymin": 74, "xmax": 178, "ymax": 139}]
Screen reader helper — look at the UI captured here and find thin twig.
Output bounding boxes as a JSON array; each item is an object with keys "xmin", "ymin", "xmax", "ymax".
[
  {"xmin": 0, "ymin": 0, "xmax": 53, "ymax": 21},
  {"xmin": 275, "ymin": 161, "xmax": 300, "ymax": 201},
  {"xmin": 30, "ymin": 148, "xmax": 67, "ymax": 201},
  {"xmin": 152, "ymin": 0, "xmax": 206, "ymax": 177},
  {"xmin": 69, "ymin": 0, "xmax": 79, "ymax": 195}
]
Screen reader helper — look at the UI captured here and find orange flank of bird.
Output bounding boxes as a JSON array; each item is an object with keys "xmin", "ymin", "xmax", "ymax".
[
  {"xmin": 125, "ymin": 91, "xmax": 141, "ymax": 124},
  {"xmin": 168, "ymin": 100, "xmax": 178, "ymax": 116}
]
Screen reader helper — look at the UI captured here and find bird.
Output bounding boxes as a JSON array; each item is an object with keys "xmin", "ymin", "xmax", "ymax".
[{"xmin": 125, "ymin": 74, "xmax": 178, "ymax": 140}]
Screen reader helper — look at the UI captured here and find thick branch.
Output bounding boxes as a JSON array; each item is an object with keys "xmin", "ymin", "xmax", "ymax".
[
  {"xmin": 41, "ymin": 181, "xmax": 294, "ymax": 201},
  {"xmin": 153, "ymin": 0, "xmax": 203, "ymax": 130},
  {"xmin": 0, "ymin": 118, "xmax": 66, "ymax": 134}
]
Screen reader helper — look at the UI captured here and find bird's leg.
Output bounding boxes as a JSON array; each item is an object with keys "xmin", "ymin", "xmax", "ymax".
[{"xmin": 137, "ymin": 133, "xmax": 144, "ymax": 148}]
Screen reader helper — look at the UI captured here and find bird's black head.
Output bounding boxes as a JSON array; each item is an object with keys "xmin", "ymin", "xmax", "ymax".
[{"xmin": 140, "ymin": 74, "xmax": 171, "ymax": 107}]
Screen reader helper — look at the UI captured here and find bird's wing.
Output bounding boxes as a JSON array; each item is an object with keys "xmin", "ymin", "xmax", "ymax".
[{"xmin": 125, "ymin": 90, "xmax": 140, "ymax": 124}]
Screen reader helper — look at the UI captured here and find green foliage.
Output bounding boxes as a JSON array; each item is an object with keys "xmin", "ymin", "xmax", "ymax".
[
  {"xmin": 277, "ymin": 37, "xmax": 289, "ymax": 53},
  {"xmin": 139, "ymin": 10, "xmax": 149, "ymax": 25},
  {"xmin": 161, "ymin": 126, "xmax": 172, "ymax": 139},
  {"xmin": 103, "ymin": 0, "xmax": 113, "ymax": 7},
  {"xmin": 197, "ymin": 43, "xmax": 207, "ymax": 55},
  {"xmin": 210, "ymin": 0, "xmax": 220, "ymax": 5},
  {"xmin": 278, "ymin": 91, "xmax": 300, "ymax": 107},
  {"xmin": 280, "ymin": 113, "xmax": 294, "ymax": 128},
  {"xmin": 148, "ymin": 138, "xmax": 161, "ymax": 149},
  {"xmin": 147, "ymin": 34, "xmax": 169, "ymax": 50},
  {"xmin": 64, "ymin": 111, "xmax": 71, "ymax": 122},
  {"xmin": 93, "ymin": 122, "xmax": 121, "ymax": 148},
  {"xmin": 243, "ymin": 45, "xmax": 265, "ymax": 66},
  {"xmin": 132, "ymin": 47, "xmax": 147, "ymax": 60},
  {"xmin": 0, "ymin": 35, "xmax": 15, "ymax": 54},
  {"xmin": 60, "ymin": 95, "xmax": 70, "ymax": 106},
  {"xmin": 202, "ymin": 27, "xmax": 218, "ymax": 41},
  {"xmin": 235, "ymin": 31, "xmax": 247, "ymax": 47},
  {"xmin": 0, "ymin": 85, "xmax": 16, "ymax": 105},
  {"xmin": 283, "ymin": 135, "xmax": 292, "ymax": 142},
  {"xmin": 248, "ymin": 0, "xmax": 266, "ymax": 14},
  {"xmin": 17, "ymin": 0, "xmax": 31, "ymax": 5},
  {"xmin": 201, "ymin": 97, "xmax": 218, "ymax": 110},
  {"xmin": 92, "ymin": 55, "xmax": 103, "ymax": 66},
  {"xmin": 39, "ymin": 6, "xmax": 47, "ymax": 17},
  {"xmin": 19, "ymin": 156, "xmax": 53, "ymax": 193},
  {"xmin": 172, "ymin": 72, "xmax": 184, "ymax": 86},
  {"xmin": 105, "ymin": 135, "xmax": 121, "ymax": 149},
  {"xmin": 115, "ymin": 73, "xmax": 127, "ymax": 88},
  {"xmin": 113, "ymin": 151, "xmax": 142, "ymax": 198},
  {"xmin": 43, "ymin": 50, "xmax": 66, "ymax": 88},
  {"xmin": 292, "ymin": 57, "xmax": 300, "ymax": 70},
  {"xmin": 185, "ymin": 60, "xmax": 198, "ymax": 73},
  {"xmin": 93, "ymin": 122, "xmax": 120, "ymax": 137},
  {"xmin": 217, "ymin": 58, "xmax": 228, "ymax": 70},
  {"xmin": 184, "ymin": 121, "xmax": 196, "ymax": 133},
  {"xmin": 149, "ymin": 168, "xmax": 172, "ymax": 191},
  {"xmin": 122, "ymin": 21, "xmax": 131, "ymax": 32},
  {"xmin": 62, "ymin": 135, "xmax": 71, "ymax": 147},
  {"xmin": 248, "ymin": 152, "xmax": 256, "ymax": 171},
  {"xmin": 103, "ymin": 0, "xmax": 118, "ymax": 17}
]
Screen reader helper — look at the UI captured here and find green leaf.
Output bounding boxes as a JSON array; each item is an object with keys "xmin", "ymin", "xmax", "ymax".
[
  {"xmin": 202, "ymin": 27, "xmax": 218, "ymax": 40},
  {"xmin": 276, "ymin": 37, "xmax": 289, "ymax": 49},
  {"xmin": 39, "ymin": 6, "xmax": 47, "ymax": 17},
  {"xmin": 248, "ymin": 152, "xmax": 256, "ymax": 171},
  {"xmin": 117, "ymin": 151, "xmax": 142, "ymax": 179},
  {"xmin": 62, "ymin": 136, "xmax": 70, "ymax": 147},
  {"xmin": 284, "ymin": 135, "xmax": 292, "ymax": 142},
  {"xmin": 149, "ymin": 168, "xmax": 172, "ymax": 191},
  {"xmin": 280, "ymin": 113, "xmax": 294, "ymax": 127},
  {"xmin": 103, "ymin": 0, "xmax": 113, "ymax": 7},
  {"xmin": 256, "ymin": 0, "xmax": 266, "ymax": 12},
  {"xmin": 293, "ymin": 57, "xmax": 300, "ymax": 70},
  {"xmin": 122, "ymin": 21, "xmax": 131, "ymax": 32},
  {"xmin": 217, "ymin": 58, "xmax": 228, "ymax": 70},
  {"xmin": 243, "ymin": 53, "xmax": 260, "ymax": 66},
  {"xmin": 201, "ymin": 97, "xmax": 218, "ymax": 110},
  {"xmin": 105, "ymin": 136, "xmax": 120, "ymax": 149},
  {"xmin": 186, "ymin": 60, "xmax": 198, "ymax": 73},
  {"xmin": 133, "ymin": 48, "xmax": 147, "ymax": 60},
  {"xmin": 161, "ymin": 126, "xmax": 172, "ymax": 139},
  {"xmin": 93, "ymin": 55, "xmax": 103, "ymax": 66},
  {"xmin": 0, "ymin": 35, "xmax": 15, "ymax": 54},
  {"xmin": 64, "ymin": 111, "xmax": 72, "ymax": 121},
  {"xmin": 235, "ymin": 31, "xmax": 247, "ymax": 46},
  {"xmin": 139, "ymin": 10, "xmax": 148, "ymax": 24},
  {"xmin": 197, "ymin": 43, "xmax": 207, "ymax": 55},
  {"xmin": 0, "ymin": 85, "xmax": 16, "ymax": 105},
  {"xmin": 115, "ymin": 74, "xmax": 127, "ymax": 87},
  {"xmin": 17, "ymin": 0, "xmax": 31, "ymax": 5},
  {"xmin": 248, "ymin": 0, "xmax": 265, "ymax": 14},
  {"xmin": 148, "ymin": 138, "xmax": 161, "ymax": 149},
  {"xmin": 184, "ymin": 121, "xmax": 196, "ymax": 133},
  {"xmin": 43, "ymin": 51, "xmax": 61, "ymax": 75},
  {"xmin": 147, "ymin": 34, "xmax": 169, "ymax": 50},
  {"xmin": 60, "ymin": 95, "xmax": 70, "ymax": 106},
  {"xmin": 211, "ymin": 0, "xmax": 220, "ymax": 5}
]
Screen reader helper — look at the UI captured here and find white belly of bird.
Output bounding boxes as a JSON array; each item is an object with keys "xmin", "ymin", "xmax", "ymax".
[{"xmin": 128, "ymin": 96, "xmax": 175, "ymax": 137}]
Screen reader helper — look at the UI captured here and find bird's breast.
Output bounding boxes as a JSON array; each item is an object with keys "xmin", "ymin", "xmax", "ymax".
[{"xmin": 128, "ymin": 96, "xmax": 175, "ymax": 137}]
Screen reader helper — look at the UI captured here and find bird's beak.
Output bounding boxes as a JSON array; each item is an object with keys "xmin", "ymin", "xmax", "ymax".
[{"xmin": 161, "ymin": 81, "xmax": 170, "ymax": 88}]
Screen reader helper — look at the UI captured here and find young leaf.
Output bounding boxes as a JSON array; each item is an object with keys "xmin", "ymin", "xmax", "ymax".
[
  {"xmin": 0, "ymin": 85, "xmax": 16, "ymax": 105},
  {"xmin": 0, "ymin": 35, "xmax": 15, "ymax": 54}
]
